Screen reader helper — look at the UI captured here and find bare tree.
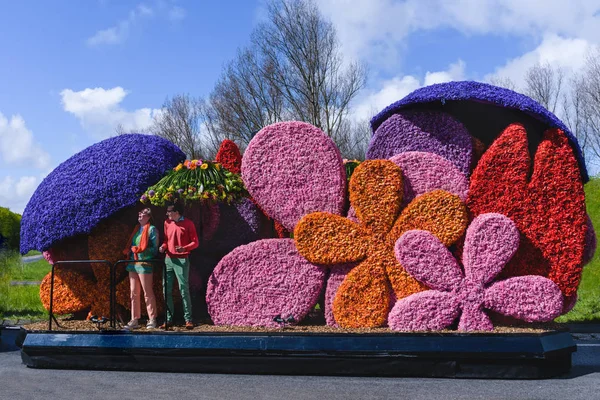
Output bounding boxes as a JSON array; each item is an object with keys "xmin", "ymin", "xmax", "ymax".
[
  {"xmin": 208, "ymin": 48, "xmax": 285, "ymax": 146},
  {"xmin": 149, "ymin": 94, "xmax": 216, "ymax": 159},
  {"xmin": 207, "ymin": 0, "xmax": 367, "ymax": 149},
  {"xmin": 578, "ymin": 49, "xmax": 600, "ymax": 166},
  {"xmin": 488, "ymin": 76, "xmax": 518, "ymax": 92},
  {"xmin": 524, "ymin": 62, "xmax": 564, "ymax": 114}
]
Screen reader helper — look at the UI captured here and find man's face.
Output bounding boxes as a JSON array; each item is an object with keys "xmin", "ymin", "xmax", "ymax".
[{"xmin": 166, "ymin": 206, "xmax": 179, "ymax": 221}]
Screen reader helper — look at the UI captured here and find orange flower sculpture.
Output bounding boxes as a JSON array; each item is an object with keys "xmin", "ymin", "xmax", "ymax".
[{"xmin": 294, "ymin": 160, "xmax": 468, "ymax": 328}]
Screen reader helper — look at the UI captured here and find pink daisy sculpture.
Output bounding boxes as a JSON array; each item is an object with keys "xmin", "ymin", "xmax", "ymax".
[{"xmin": 389, "ymin": 213, "xmax": 564, "ymax": 331}]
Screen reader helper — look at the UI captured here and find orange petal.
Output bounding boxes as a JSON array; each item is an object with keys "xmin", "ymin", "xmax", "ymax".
[
  {"xmin": 349, "ymin": 160, "xmax": 403, "ymax": 237},
  {"xmin": 384, "ymin": 253, "xmax": 428, "ymax": 300},
  {"xmin": 332, "ymin": 257, "xmax": 391, "ymax": 328},
  {"xmin": 388, "ymin": 189, "xmax": 468, "ymax": 247},
  {"xmin": 39, "ymin": 269, "xmax": 92, "ymax": 315},
  {"xmin": 295, "ymin": 212, "xmax": 371, "ymax": 265}
]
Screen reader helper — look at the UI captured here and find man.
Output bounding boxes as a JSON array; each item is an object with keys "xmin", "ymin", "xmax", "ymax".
[{"xmin": 159, "ymin": 201, "xmax": 198, "ymax": 329}]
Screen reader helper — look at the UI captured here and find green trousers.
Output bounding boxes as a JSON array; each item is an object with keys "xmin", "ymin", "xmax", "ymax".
[{"xmin": 163, "ymin": 256, "xmax": 192, "ymax": 322}]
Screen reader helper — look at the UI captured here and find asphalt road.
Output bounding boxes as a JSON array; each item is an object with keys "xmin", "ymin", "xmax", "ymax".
[{"xmin": 1, "ymin": 330, "xmax": 599, "ymax": 400}]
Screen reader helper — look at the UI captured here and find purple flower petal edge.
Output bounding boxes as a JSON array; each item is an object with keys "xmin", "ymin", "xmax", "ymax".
[{"xmin": 370, "ymin": 81, "xmax": 588, "ymax": 182}]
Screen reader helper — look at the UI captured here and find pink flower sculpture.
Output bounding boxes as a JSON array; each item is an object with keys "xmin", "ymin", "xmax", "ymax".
[
  {"xmin": 390, "ymin": 213, "xmax": 564, "ymax": 331},
  {"xmin": 206, "ymin": 121, "xmax": 346, "ymax": 327},
  {"xmin": 241, "ymin": 121, "xmax": 346, "ymax": 231},
  {"xmin": 206, "ymin": 239, "xmax": 326, "ymax": 327}
]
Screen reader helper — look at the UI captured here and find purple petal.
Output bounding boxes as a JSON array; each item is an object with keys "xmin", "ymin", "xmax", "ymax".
[
  {"xmin": 463, "ymin": 213, "xmax": 520, "ymax": 285},
  {"xmin": 366, "ymin": 110, "xmax": 473, "ymax": 175},
  {"xmin": 584, "ymin": 214, "xmax": 596, "ymax": 265},
  {"xmin": 388, "ymin": 290, "xmax": 460, "ymax": 331},
  {"xmin": 484, "ymin": 276, "xmax": 564, "ymax": 322},
  {"xmin": 390, "ymin": 151, "xmax": 469, "ymax": 205},
  {"xmin": 242, "ymin": 121, "xmax": 346, "ymax": 231},
  {"xmin": 395, "ymin": 230, "xmax": 463, "ymax": 291},
  {"xmin": 206, "ymin": 239, "xmax": 326, "ymax": 327},
  {"xmin": 324, "ymin": 263, "xmax": 356, "ymax": 327}
]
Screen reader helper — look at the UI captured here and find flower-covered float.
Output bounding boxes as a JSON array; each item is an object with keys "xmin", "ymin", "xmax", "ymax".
[{"xmin": 20, "ymin": 81, "xmax": 595, "ymax": 334}]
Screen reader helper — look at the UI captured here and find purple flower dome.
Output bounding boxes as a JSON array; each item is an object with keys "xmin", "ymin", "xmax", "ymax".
[
  {"xmin": 20, "ymin": 134, "xmax": 185, "ymax": 253},
  {"xmin": 369, "ymin": 81, "xmax": 588, "ymax": 182}
]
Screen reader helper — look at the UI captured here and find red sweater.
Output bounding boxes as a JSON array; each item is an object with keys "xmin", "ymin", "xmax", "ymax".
[{"xmin": 160, "ymin": 217, "xmax": 199, "ymax": 258}]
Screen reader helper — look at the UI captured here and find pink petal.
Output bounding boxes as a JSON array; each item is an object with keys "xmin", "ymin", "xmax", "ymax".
[
  {"xmin": 242, "ymin": 121, "xmax": 346, "ymax": 231},
  {"xmin": 324, "ymin": 263, "xmax": 356, "ymax": 327},
  {"xmin": 388, "ymin": 290, "xmax": 460, "ymax": 331},
  {"xmin": 206, "ymin": 239, "xmax": 327, "ymax": 327},
  {"xmin": 458, "ymin": 306, "xmax": 493, "ymax": 331},
  {"xmin": 463, "ymin": 213, "xmax": 519, "ymax": 285},
  {"xmin": 395, "ymin": 230, "xmax": 463, "ymax": 291},
  {"xmin": 484, "ymin": 276, "xmax": 564, "ymax": 322},
  {"xmin": 390, "ymin": 151, "xmax": 469, "ymax": 206}
]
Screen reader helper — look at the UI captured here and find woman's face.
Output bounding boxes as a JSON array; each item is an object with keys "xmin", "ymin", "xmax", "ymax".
[{"xmin": 138, "ymin": 209, "xmax": 151, "ymax": 224}]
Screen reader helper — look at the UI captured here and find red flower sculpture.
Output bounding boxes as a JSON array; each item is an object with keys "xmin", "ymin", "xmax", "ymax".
[
  {"xmin": 467, "ymin": 124, "xmax": 587, "ymax": 300},
  {"xmin": 215, "ymin": 139, "xmax": 242, "ymax": 174}
]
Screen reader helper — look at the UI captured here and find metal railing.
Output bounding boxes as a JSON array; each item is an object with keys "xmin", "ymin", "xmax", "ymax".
[
  {"xmin": 49, "ymin": 260, "xmax": 114, "ymax": 331},
  {"xmin": 48, "ymin": 259, "xmax": 167, "ymax": 331}
]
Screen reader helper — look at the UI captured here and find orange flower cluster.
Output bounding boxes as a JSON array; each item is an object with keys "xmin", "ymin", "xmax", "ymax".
[
  {"xmin": 39, "ymin": 268, "xmax": 93, "ymax": 314},
  {"xmin": 295, "ymin": 160, "xmax": 468, "ymax": 328}
]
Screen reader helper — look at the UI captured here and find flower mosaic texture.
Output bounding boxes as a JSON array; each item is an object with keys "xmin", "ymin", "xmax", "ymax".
[
  {"xmin": 294, "ymin": 160, "xmax": 468, "ymax": 328},
  {"xmin": 206, "ymin": 239, "xmax": 326, "ymax": 327},
  {"xmin": 241, "ymin": 121, "xmax": 347, "ymax": 231},
  {"xmin": 367, "ymin": 110, "xmax": 473, "ymax": 175},
  {"xmin": 467, "ymin": 124, "xmax": 587, "ymax": 300},
  {"xmin": 215, "ymin": 139, "xmax": 243, "ymax": 174},
  {"xmin": 21, "ymin": 134, "xmax": 185, "ymax": 254},
  {"xmin": 25, "ymin": 81, "xmax": 594, "ymax": 332},
  {"xmin": 370, "ymin": 81, "xmax": 588, "ymax": 182},
  {"xmin": 390, "ymin": 213, "xmax": 564, "ymax": 331}
]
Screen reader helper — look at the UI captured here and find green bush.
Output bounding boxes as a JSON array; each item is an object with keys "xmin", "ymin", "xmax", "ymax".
[{"xmin": 0, "ymin": 207, "xmax": 21, "ymax": 251}]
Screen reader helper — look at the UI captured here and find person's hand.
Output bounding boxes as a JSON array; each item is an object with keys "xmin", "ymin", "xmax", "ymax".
[
  {"xmin": 159, "ymin": 246, "xmax": 165, "ymax": 253},
  {"xmin": 175, "ymin": 246, "xmax": 184, "ymax": 252}
]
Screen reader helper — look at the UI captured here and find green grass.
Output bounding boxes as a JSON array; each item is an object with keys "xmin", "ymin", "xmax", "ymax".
[
  {"xmin": 557, "ymin": 177, "xmax": 600, "ymax": 323},
  {"xmin": 0, "ymin": 285, "xmax": 47, "ymax": 320},
  {"xmin": 8, "ymin": 258, "xmax": 51, "ymax": 281},
  {"xmin": 0, "ymin": 249, "xmax": 49, "ymax": 320},
  {"xmin": 24, "ymin": 250, "xmax": 41, "ymax": 256}
]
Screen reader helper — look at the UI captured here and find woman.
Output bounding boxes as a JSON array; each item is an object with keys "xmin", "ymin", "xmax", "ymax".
[{"xmin": 123, "ymin": 208, "xmax": 159, "ymax": 330}]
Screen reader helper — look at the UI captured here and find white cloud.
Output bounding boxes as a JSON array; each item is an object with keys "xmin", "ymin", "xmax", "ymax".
[
  {"xmin": 424, "ymin": 60, "xmax": 466, "ymax": 86},
  {"xmin": 87, "ymin": 3, "xmax": 182, "ymax": 46},
  {"xmin": 485, "ymin": 34, "xmax": 598, "ymax": 89},
  {"xmin": 0, "ymin": 175, "xmax": 39, "ymax": 215},
  {"xmin": 60, "ymin": 87, "xmax": 160, "ymax": 138},
  {"xmin": 352, "ymin": 60, "xmax": 465, "ymax": 121},
  {"xmin": 317, "ymin": 0, "xmax": 600, "ymax": 69},
  {"xmin": 0, "ymin": 112, "xmax": 50, "ymax": 169}
]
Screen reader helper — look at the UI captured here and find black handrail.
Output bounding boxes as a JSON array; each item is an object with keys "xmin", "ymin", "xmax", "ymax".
[
  {"xmin": 49, "ymin": 260, "xmax": 113, "ymax": 331},
  {"xmin": 113, "ymin": 259, "xmax": 166, "ymax": 330}
]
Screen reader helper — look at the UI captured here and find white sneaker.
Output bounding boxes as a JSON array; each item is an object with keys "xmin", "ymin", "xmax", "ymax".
[
  {"xmin": 146, "ymin": 318, "xmax": 157, "ymax": 329},
  {"xmin": 124, "ymin": 319, "xmax": 140, "ymax": 330}
]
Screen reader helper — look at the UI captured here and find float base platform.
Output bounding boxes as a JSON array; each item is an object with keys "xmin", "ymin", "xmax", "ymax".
[{"xmin": 19, "ymin": 329, "xmax": 575, "ymax": 379}]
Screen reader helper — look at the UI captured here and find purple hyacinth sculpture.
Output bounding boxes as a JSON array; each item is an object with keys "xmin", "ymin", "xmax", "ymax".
[{"xmin": 389, "ymin": 213, "xmax": 564, "ymax": 331}]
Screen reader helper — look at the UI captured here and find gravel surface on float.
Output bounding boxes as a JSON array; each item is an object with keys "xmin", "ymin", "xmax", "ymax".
[{"xmin": 23, "ymin": 318, "xmax": 563, "ymax": 334}]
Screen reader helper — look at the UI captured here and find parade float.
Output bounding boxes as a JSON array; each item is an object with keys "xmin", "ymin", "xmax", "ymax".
[{"xmin": 18, "ymin": 81, "xmax": 594, "ymax": 378}]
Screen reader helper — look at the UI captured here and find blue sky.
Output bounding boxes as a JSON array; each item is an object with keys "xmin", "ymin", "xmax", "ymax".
[{"xmin": 2, "ymin": 0, "xmax": 600, "ymax": 214}]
